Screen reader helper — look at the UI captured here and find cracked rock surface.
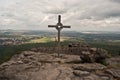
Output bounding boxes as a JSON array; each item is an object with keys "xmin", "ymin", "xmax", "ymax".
[{"xmin": 0, "ymin": 51, "xmax": 120, "ymax": 80}]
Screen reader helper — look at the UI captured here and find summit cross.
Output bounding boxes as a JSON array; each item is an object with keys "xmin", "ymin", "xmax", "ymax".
[{"xmin": 48, "ymin": 15, "xmax": 71, "ymax": 57}]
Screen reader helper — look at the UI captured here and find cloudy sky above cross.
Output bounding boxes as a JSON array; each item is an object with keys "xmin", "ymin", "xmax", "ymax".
[{"xmin": 0, "ymin": 0, "xmax": 120, "ymax": 31}]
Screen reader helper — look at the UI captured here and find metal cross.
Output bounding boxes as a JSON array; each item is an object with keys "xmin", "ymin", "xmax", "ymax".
[{"xmin": 48, "ymin": 15, "xmax": 71, "ymax": 57}]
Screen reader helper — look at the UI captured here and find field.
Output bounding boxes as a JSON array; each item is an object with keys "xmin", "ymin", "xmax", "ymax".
[
  {"xmin": 26, "ymin": 37, "xmax": 67, "ymax": 43},
  {"xmin": 27, "ymin": 37, "xmax": 54, "ymax": 43}
]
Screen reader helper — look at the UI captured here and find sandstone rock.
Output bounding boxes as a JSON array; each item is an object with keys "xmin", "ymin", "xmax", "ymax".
[
  {"xmin": 0, "ymin": 63, "xmax": 10, "ymax": 68},
  {"xmin": 95, "ymin": 71, "xmax": 113, "ymax": 80},
  {"xmin": 83, "ymin": 74, "xmax": 103, "ymax": 80},
  {"xmin": 80, "ymin": 48, "xmax": 109, "ymax": 63},
  {"xmin": 72, "ymin": 73, "xmax": 108, "ymax": 80},
  {"xmin": 23, "ymin": 51, "xmax": 35, "ymax": 57},
  {"xmin": 97, "ymin": 74, "xmax": 113, "ymax": 80},
  {"xmin": 106, "ymin": 56, "xmax": 120, "ymax": 66},
  {"xmin": 61, "ymin": 54, "xmax": 81, "ymax": 63},
  {"xmin": 73, "ymin": 63, "xmax": 107, "ymax": 71},
  {"xmin": 106, "ymin": 69, "xmax": 120, "ymax": 78},
  {"xmin": 55, "ymin": 67, "xmax": 73, "ymax": 80},
  {"xmin": 0, "ymin": 51, "xmax": 119, "ymax": 80},
  {"xmin": 80, "ymin": 51, "xmax": 95, "ymax": 62},
  {"xmin": 73, "ymin": 70, "xmax": 90, "ymax": 76}
]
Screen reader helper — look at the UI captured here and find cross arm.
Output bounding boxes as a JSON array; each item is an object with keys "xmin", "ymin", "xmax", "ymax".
[
  {"xmin": 48, "ymin": 25, "xmax": 57, "ymax": 28},
  {"xmin": 63, "ymin": 26, "xmax": 71, "ymax": 28}
]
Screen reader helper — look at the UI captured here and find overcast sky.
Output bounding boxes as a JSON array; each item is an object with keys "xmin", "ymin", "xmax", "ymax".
[{"xmin": 0, "ymin": 0, "xmax": 120, "ymax": 31}]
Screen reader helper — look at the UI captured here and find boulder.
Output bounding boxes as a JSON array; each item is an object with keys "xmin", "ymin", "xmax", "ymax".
[{"xmin": 80, "ymin": 48, "xmax": 110, "ymax": 63}]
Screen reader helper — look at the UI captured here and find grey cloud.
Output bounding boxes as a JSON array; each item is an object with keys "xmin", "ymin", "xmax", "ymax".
[
  {"xmin": 42, "ymin": 8, "xmax": 68, "ymax": 14},
  {"xmin": 110, "ymin": 0, "xmax": 120, "ymax": 3},
  {"xmin": 0, "ymin": 12, "xmax": 16, "ymax": 18},
  {"xmin": 105, "ymin": 11, "xmax": 120, "ymax": 18},
  {"xmin": 77, "ymin": 4, "xmax": 120, "ymax": 20}
]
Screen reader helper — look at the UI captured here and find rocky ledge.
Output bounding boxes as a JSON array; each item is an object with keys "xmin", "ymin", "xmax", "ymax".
[{"xmin": 0, "ymin": 51, "xmax": 120, "ymax": 80}]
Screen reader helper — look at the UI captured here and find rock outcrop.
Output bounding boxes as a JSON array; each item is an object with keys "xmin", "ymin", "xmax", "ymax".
[
  {"xmin": 0, "ymin": 51, "xmax": 120, "ymax": 80},
  {"xmin": 32, "ymin": 42, "xmax": 110, "ymax": 63}
]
